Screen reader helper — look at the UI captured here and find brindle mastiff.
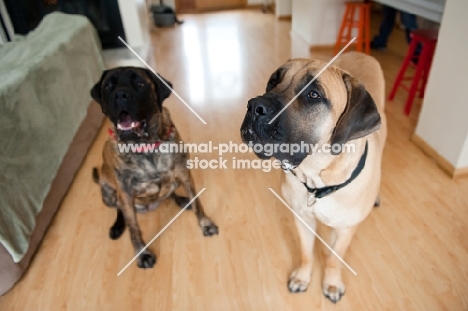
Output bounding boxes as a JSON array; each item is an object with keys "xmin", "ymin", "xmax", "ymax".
[
  {"xmin": 240, "ymin": 52, "xmax": 387, "ymax": 303},
  {"xmin": 91, "ymin": 67, "xmax": 218, "ymax": 269}
]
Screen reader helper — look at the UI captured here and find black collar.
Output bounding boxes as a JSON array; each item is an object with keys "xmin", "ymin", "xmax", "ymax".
[{"xmin": 290, "ymin": 142, "xmax": 368, "ymax": 199}]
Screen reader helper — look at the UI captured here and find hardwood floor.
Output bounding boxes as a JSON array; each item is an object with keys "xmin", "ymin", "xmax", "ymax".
[{"xmin": 1, "ymin": 9, "xmax": 467, "ymax": 311}]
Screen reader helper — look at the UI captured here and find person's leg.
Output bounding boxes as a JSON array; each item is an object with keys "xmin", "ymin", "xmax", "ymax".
[
  {"xmin": 401, "ymin": 12, "xmax": 421, "ymax": 58},
  {"xmin": 400, "ymin": 12, "xmax": 418, "ymax": 43},
  {"xmin": 372, "ymin": 5, "xmax": 397, "ymax": 48}
]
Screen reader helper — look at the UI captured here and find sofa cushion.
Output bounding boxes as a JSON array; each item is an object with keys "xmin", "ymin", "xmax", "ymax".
[{"xmin": 0, "ymin": 12, "xmax": 105, "ymax": 263}]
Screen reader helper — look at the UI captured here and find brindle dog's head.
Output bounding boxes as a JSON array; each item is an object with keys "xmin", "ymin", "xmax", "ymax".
[
  {"xmin": 91, "ymin": 67, "xmax": 172, "ymax": 141},
  {"xmin": 240, "ymin": 58, "xmax": 381, "ymax": 165}
]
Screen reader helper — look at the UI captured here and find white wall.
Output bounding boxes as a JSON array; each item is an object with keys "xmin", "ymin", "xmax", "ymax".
[
  {"xmin": 415, "ymin": 0, "xmax": 468, "ymax": 169},
  {"xmin": 291, "ymin": 0, "xmax": 346, "ymax": 46},
  {"xmin": 290, "ymin": 29, "xmax": 311, "ymax": 58},
  {"xmin": 276, "ymin": 0, "xmax": 292, "ymax": 17},
  {"xmin": 459, "ymin": 139, "xmax": 468, "ymax": 168},
  {"xmin": 117, "ymin": 0, "xmax": 148, "ymax": 48}
]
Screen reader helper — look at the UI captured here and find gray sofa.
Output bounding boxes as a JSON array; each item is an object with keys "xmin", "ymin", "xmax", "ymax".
[{"xmin": 0, "ymin": 13, "xmax": 105, "ymax": 295}]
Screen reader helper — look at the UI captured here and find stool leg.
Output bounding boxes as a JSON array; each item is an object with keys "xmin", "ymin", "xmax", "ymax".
[
  {"xmin": 356, "ymin": 6, "xmax": 364, "ymax": 52},
  {"xmin": 389, "ymin": 39, "xmax": 418, "ymax": 100},
  {"xmin": 345, "ymin": 6, "xmax": 355, "ymax": 47},
  {"xmin": 364, "ymin": 4, "xmax": 371, "ymax": 54},
  {"xmin": 404, "ymin": 43, "xmax": 430, "ymax": 115},
  {"xmin": 335, "ymin": 6, "xmax": 351, "ymax": 54}
]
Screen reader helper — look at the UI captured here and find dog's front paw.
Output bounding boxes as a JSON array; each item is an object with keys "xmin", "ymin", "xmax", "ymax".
[
  {"xmin": 203, "ymin": 224, "xmax": 219, "ymax": 236},
  {"xmin": 199, "ymin": 217, "xmax": 219, "ymax": 236},
  {"xmin": 322, "ymin": 282, "xmax": 346, "ymax": 303},
  {"xmin": 288, "ymin": 267, "xmax": 311, "ymax": 293},
  {"xmin": 137, "ymin": 251, "xmax": 156, "ymax": 269}
]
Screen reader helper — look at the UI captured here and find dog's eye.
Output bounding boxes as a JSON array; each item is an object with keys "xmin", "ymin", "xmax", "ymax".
[
  {"xmin": 104, "ymin": 83, "xmax": 113, "ymax": 90},
  {"xmin": 307, "ymin": 91, "xmax": 320, "ymax": 99},
  {"xmin": 136, "ymin": 81, "xmax": 146, "ymax": 88}
]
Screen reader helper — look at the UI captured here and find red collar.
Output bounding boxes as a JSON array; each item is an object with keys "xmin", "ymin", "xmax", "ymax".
[{"xmin": 108, "ymin": 125, "xmax": 173, "ymax": 148}]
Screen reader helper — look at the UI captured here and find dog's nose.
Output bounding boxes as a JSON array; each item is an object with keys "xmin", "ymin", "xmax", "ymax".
[
  {"xmin": 248, "ymin": 97, "xmax": 269, "ymax": 117},
  {"xmin": 114, "ymin": 91, "xmax": 132, "ymax": 101}
]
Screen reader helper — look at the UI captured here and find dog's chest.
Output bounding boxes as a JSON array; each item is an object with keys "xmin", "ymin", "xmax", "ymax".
[
  {"xmin": 298, "ymin": 187, "xmax": 373, "ymax": 228},
  {"xmin": 117, "ymin": 153, "xmax": 175, "ymax": 196},
  {"xmin": 307, "ymin": 198, "xmax": 340, "ymax": 226}
]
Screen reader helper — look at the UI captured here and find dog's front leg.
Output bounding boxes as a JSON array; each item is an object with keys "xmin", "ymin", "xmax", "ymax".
[
  {"xmin": 117, "ymin": 188, "xmax": 156, "ymax": 268},
  {"xmin": 281, "ymin": 179, "xmax": 317, "ymax": 293},
  {"xmin": 322, "ymin": 226, "xmax": 357, "ymax": 303},
  {"xmin": 288, "ymin": 211, "xmax": 317, "ymax": 293},
  {"xmin": 180, "ymin": 172, "xmax": 218, "ymax": 237}
]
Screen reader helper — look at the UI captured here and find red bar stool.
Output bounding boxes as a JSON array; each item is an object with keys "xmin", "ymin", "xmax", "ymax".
[
  {"xmin": 388, "ymin": 29, "xmax": 438, "ymax": 115},
  {"xmin": 334, "ymin": 1, "xmax": 371, "ymax": 55}
]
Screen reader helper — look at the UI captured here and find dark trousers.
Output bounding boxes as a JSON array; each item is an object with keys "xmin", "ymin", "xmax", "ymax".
[{"xmin": 372, "ymin": 5, "xmax": 418, "ymax": 46}]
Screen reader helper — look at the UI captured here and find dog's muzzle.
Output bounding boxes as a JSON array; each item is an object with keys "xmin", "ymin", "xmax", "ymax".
[
  {"xmin": 246, "ymin": 95, "xmax": 280, "ymax": 122},
  {"xmin": 241, "ymin": 95, "xmax": 282, "ymax": 142},
  {"xmin": 110, "ymin": 90, "xmax": 153, "ymax": 140}
]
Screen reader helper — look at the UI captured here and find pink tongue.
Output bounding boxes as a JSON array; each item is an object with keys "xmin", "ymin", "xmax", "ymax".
[{"xmin": 119, "ymin": 113, "xmax": 132, "ymax": 128}]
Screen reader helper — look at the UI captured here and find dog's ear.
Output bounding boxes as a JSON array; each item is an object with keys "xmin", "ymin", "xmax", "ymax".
[
  {"xmin": 90, "ymin": 70, "xmax": 110, "ymax": 104},
  {"xmin": 330, "ymin": 73, "xmax": 381, "ymax": 154},
  {"xmin": 144, "ymin": 69, "xmax": 173, "ymax": 110},
  {"xmin": 266, "ymin": 66, "xmax": 288, "ymax": 93}
]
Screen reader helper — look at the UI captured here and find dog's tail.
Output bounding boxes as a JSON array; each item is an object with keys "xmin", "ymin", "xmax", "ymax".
[{"xmin": 92, "ymin": 167, "xmax": 100, "ymax": 184}]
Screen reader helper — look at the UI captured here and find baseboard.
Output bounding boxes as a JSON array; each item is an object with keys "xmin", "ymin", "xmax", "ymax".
[
  {"xmin": 277, "ymin": 15, "xmax": 291, "ymax": 21},
  {"xmin": 246, "ymin": 4, "xmax": 263, "ymax": 10},
  {"xmin": 309, "ymin": 44, "xmax": 334, "ymax": 51},
  {"xmin": 410, "ymin": 134, "xmax": 468, "ymax": 179},
  {"xmin": 309, "ymin": 42, "xmax": 362, "ymax": 52},
  {"xmin": 178, "ymin": 4, "xmax": 247, "ymax": 14},
  {"xmin": 453, "ymin": 167, "xmax": 468, "ymax": 179},
  {"xmin": 247, "ymin": 3, "xmax": 275, "ymax": 13}
]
